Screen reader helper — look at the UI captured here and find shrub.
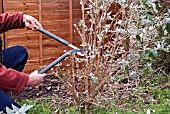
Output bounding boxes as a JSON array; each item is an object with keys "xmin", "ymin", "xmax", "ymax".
[{"xmin": 50, "ymin": 0, "xmax": 170, "ymax": 111}]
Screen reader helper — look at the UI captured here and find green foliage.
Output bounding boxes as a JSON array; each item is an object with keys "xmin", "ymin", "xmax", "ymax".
[
  {"xmin": 115, "ymin": 0, "xmax": 170, "ymax": 78},
  {"xmin": 149, "ymin": 49, "xmax": 157, "ymax": 60},
  {"xmin": 18, "ymin": 99, "xmax": 54, "ymax": 114},
  {"xmin": 166, "ymin": 23, "xmax": 170, "ymax": 34},
  {"xmin": 158, "ymin": 26, "xmax": 164, "ymax": 37}
]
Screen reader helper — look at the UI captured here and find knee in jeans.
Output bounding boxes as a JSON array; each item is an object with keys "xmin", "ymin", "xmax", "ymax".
[
  {"xmin": 15, "ymin": 46, "xmax": 28, "ymax": 54},
  {"xmin": 15, "ymin": 46, "xmax": 28, "ymax": 59}
]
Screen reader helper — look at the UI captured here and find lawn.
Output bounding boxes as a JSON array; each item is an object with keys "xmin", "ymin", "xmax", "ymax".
[{"xmin": 15, "ymin": 74, "xmax": 170, "ymax": 114}]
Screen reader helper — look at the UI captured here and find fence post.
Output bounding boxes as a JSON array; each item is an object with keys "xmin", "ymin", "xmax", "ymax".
[{"xmin": 69, "ymin": 0, "xmax": 73, "ymax": 44}]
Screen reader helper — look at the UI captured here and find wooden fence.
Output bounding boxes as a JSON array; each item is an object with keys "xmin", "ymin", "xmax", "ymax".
[{"xmin": 0, "ymin": 0, "xmax": 119, "ymax": 73}]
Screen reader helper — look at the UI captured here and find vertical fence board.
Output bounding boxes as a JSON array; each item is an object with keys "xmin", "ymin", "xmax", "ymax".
[
  {"xmin": 38, "ymin": 0, "xmax": 43, "ymax": 65},
  {"xmin": 69, "ymin": 0, "xmax": 73, "ymax": 44}
]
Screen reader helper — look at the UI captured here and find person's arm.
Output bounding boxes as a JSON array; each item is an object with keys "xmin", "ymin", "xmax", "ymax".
[
  {"xmin": 0, "ymin": 64, "xmax": 29, "ymax": 93},
  {"xmin": 0, "ymin": 65, "xmax": 46, "ymax": 93},
  {"xmin": 0, "ymin": 12, "xmax": 42, "ymax": 34},
  {"xmin": 0, "ymin": 12, "xmax": 25, "ymax": 33}
]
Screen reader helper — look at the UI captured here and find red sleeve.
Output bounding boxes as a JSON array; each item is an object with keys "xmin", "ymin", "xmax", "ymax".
[
  {"xmin": 0, "ymin": 12, "xmax": 25, "ymax": 34},
  {"xmin": 0, "ymin": 64, "xmax": 29, "ymax": 93}
]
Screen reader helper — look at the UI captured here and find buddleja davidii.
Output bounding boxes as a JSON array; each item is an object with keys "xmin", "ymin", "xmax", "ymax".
[{"xmin": 67, "ymin": 0, "xmax": 125, "ymax": 106}]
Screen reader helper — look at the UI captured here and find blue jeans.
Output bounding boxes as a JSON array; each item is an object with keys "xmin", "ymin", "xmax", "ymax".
[{"xmin": 0, "ymin": 46, "xmax": 28, "ymax": 112}]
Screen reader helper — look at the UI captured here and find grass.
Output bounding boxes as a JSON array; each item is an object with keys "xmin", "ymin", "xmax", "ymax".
[
  {"xmin": 18, "ymin": 98, "xmax": 55, "ymax": 114},
  {"xmin": 18, "ymin": 74, "xmax": 170, "ymax": 114},
  {"xmin": 18, "ymin": 90, "xmax": 170, "ymax": 114}
]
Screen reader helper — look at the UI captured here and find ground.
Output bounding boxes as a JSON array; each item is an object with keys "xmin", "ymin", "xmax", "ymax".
[
  {"xmin": 12, "ymin": 76, "xmax": 71, "ymax": 103},
  {"xmin": 11, "ymin": 74, "xmax": 170, "ymax": 113}
]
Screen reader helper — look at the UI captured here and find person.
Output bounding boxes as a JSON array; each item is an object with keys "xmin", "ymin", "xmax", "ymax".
[{"xmin": 0, "ymin": 12, "xmax": 47, "ymax": 112}]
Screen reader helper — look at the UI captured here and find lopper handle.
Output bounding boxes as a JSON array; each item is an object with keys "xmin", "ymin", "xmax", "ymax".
[
  {"xmin": 37, "ymin": 27, "xmax": 69, "ymax": 46},
  {"xmin": 37, "ymin": 27, "xmax": 84, "ymax": 56},
  {"xmin": 38, "ymin": 49, "xmax": 82, "ymax": 74},
  {"xmin": 38, "ymin": 52, "xmax": 69, "ymax": 74},
  {"xmin": 33, "ymin": 25, "xmax": 82, "ymax": 52}
]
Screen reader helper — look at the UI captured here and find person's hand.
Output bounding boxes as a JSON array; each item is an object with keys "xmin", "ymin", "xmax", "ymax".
[
  {"xmin": 23, "ymin": 14, "xmax": 42, "ymax": 31},
  {"xmin": 27, "ymin": 70, "xmax": 46, "ymax": 87}
]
